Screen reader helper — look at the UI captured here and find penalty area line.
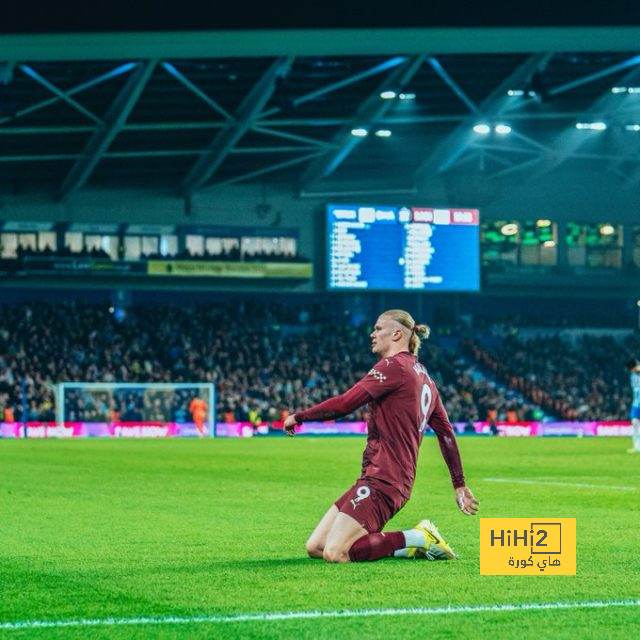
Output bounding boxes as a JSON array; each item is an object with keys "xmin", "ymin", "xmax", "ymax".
[
  {"xmin": 0, "ymin": 600, "xmax": 638, "ymax": 630},
  {"xmin": 483, "ymin": 478, "xmax": 639, "ymax": 491}
]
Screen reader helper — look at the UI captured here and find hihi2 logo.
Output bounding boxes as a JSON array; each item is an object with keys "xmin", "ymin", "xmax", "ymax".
[{"xmin": 480, "ymin": 518, "xmax": 576, "ymax": 575}]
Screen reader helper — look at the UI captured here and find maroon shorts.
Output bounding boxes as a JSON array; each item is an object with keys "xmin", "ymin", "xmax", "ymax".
[{"xmin": 334, "ymin": 479, "xmax": 406, "ymax": 533}]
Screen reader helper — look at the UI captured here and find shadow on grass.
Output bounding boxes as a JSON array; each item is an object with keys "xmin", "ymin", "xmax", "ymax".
[
  {"xmin": 204, "ymin": 557, "xmax": 316, "ymax": 570},
  {"xmin": 193, "ymin": 556, "xmax": 448, "ymax": 572}
]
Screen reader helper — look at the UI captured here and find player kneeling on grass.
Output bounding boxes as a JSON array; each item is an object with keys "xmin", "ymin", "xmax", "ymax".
[{"xmin": 283, "ymin": 309, "xmax": 479, "ymax": 564}]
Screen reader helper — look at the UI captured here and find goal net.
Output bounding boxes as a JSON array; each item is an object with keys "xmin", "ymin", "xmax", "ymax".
[{"xmin": 55, "ymin": 382, "xmax": 216, "ymax": 438}]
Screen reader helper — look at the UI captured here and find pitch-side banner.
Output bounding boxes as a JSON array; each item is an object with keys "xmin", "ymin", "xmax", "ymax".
[
  {"xmin": 0, "ymin": 420, "xmax": 632, "ymax": 438},
  {"xmin": 0, "ymin": 422, "xmax": 209, "ymax": 438},
  {"xmin": 467, "ymin": 421, "xmax": 633, "ymax": 437}
]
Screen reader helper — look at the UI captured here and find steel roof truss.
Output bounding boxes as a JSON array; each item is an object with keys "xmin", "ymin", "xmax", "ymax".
[
  {"xmin": 161, "ymin": 62, "xmax": 234, "ymax": 122},
  {"xmin": 427, "ymin": 56, "xmax": 480, "ymax": 114},
  {"xmin": 0, "ymin": 62, "xmax": 136, "ymax": 127},
  {"xmin": 298, "ymin": 55, "xmax": 425, "ymax": 188},
  {"xmin": 58, "ymin": 60, "xmax": 157, "ymax": 200},
  {"xmin": 18, "ymin": 64, "xmax": 101, "ymax": 124},
  {"xmin": 179, "ymin": 56, "xmax": 294, "ymax": 195},
  {"xmin": 201, "ymin": 150, "xmax": 325, "ymax": 190},
  {"xmin": 413, "ymin": 53, "xmax": 551, "ymax": 182},
  {"xmin": 258, "ymin": 56, "xmax": 407, "ymax": 120},
  {"xmin": 250, "ymin": 124, "xmax": 332, "ymax": 148}
]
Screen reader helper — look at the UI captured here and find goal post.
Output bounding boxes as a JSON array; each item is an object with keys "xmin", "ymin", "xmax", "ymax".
[{"xmin": 55, "ymin": 382, "xmax": 216, "ymax": 438}]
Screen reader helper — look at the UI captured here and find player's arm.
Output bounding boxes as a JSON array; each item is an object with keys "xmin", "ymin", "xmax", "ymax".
[
  {"xmin": 284, "ymin": 358, "xmax": 403, "ymax": 436},
  {"xmin": 429, "ymin": 392, "xmax": 479, "ymax": 516},
  {"xmin": 283, "ymin": 382, "xmax": 372, "ymax": 436}
]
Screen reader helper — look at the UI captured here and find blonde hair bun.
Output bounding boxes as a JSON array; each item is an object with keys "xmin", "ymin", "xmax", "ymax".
[
  {"xmin": 381, "ymin": 309, "xmax": 430, "ymax": 355},
  {"xmin": 414, "ymin": 323, "xmax": 431, "ymax": 339}
]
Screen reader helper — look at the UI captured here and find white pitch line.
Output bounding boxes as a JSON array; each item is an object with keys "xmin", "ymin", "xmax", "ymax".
[
  {"xmin": 0, "ymin": 600, "xmax": 638, "ymax": 631},
  {"xmin": 483, "ymin": 478, "xmax": 639, "ymax": 491}
]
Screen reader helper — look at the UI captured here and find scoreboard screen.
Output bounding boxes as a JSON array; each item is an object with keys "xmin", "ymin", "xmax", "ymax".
[{"xmin": 327, "ymin": 204, "xmax": 480, "ymax": 291}]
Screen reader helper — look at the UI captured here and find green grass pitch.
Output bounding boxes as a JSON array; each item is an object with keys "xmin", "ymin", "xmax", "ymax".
[{"xmin": 1, "ymin": 436, "xmax": 639, "ymax": 639}]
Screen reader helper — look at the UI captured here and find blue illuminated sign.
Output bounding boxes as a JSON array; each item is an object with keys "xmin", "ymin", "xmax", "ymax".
[{"xmin": 327, "ymin": 204, "xmax": 480, "ymax": 291}]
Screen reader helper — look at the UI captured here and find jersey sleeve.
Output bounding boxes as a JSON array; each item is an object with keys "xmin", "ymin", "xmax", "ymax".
[
  {"xmin": 428, "ymin": 390, "xmax": 466, "ymax": 489},
  {"xmin": 294, "ymin": 357, "xmax": 403, "ymax": 423},
  {"xmin": 357, "ymin": 357, "xmax": 405, "ymax": 400},
  {"xmin": 294, "ymin": 382, "xmax": 372, "ymax": 423}
]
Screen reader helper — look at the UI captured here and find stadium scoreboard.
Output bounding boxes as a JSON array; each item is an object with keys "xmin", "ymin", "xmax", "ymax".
[{"xmin": 327, "ymin": 204, "xmax": 480, "ymax": 291}]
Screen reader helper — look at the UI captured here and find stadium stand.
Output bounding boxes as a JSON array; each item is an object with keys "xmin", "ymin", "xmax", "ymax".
[
  {"xmin": 3, "ymin": 244, "xmax": 310, "ymax": 264},
  {"xmin": 465, "ymin": 329, "xmax": 640, "ymax": 420},
  {"xmin": 1, "ymin": 301, "xmax": 635, "ymax": 424}
]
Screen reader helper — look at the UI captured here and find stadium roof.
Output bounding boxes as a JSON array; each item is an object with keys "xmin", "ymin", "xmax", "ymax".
[{"xmin": 3, "ymin": 25, "xmax": 640, "ymax": 198}]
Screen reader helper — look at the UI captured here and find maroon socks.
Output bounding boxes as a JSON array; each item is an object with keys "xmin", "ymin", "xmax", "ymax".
[{"xmin": 348, "ymin": 531, "xmax": 406, "ymax": 562}]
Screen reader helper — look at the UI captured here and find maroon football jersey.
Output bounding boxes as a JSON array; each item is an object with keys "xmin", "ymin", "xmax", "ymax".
[
  {"xmin": 356, "ymin": 351, "xmax": 464, "ymax": 498},
  {"xmin": 295, "ymin": 350, "xmax": 465, "ymax": 497}
]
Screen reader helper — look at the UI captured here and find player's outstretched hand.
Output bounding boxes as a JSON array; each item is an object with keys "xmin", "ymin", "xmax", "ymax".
[
  {"xmin": 455, "ymin": 486, "xmax": 479, "ymax": 515},
  {"xmin": 283, "ymin": 414, "xmax": 298, "ymax": 437}
]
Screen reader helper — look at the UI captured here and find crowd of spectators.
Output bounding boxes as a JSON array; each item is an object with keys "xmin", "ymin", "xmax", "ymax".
[
  {"xmin": 435, "ymin": 360, "xmax": 544, "ymax": 424},
  {"xmin": 472, "ymin": 311, "xmax": 632, "ymax": 330},
  {"xmin": 2, "ymin": 244, "xmax": 309, "ymax": 264},
  {"xmin": 0, "ymin": 301, "xmax": 637, "ymax": 425},
  {"xmin": 465, "ymin": 331, "xmax": 640, "ymax": 420},
  {"xmin": 14, "ymin": 245, "xmax": 111, "ymax": 260},
  {"xmin": 170, "ymin": 247, "xmax": 309, "ymax": 263},
  {"xmin": 0, "ymin": 301, "xmax": 356, "ymax": 424},
  {"xmin": 0, "ymin": 301, "xmax": 527, "ymax": 425}
]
